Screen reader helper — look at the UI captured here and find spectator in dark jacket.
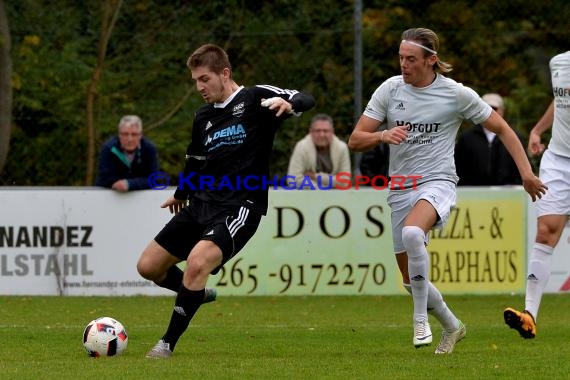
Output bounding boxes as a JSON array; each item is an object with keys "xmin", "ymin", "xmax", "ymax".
[
  {"xmin": 95, "ymin": 115, "xmax": 159, "ymax": 191},
  {"xmin": 455, "ymin": 93, "xmax": 526, "ymax": 186},
  {"xmin": 359, "ymin": 140, "xmax": 389, "ymax": 187}
]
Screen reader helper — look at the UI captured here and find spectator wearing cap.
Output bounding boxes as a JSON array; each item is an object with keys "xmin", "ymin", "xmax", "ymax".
[{"xmin": 454, "ymin": 93, "xmax": 527, "ymax": 186}]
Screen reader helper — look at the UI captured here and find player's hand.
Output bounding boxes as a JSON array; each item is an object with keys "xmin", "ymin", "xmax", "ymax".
[
  {"xmin": 527, "ymin": 131, "xmax": 545, "ymax": 156},
  {"xmin": 522, "ymin": 174, "xmax": 548, "ymax": 202},
  {"xmin": 261, "ymin": 97, "xmax": 293, "ymax": 117},
  {"xmin": 160, "ymin": 195, "xmax": 187, "ymax": 214},
  {"xmin": 384, "ymin": 125, "xmax": 408, "ymax": 145}
]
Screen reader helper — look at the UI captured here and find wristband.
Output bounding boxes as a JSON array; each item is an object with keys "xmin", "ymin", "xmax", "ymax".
[{"xmin": 380, "ymin": 130, "xmax": 386, "ymax": 143}]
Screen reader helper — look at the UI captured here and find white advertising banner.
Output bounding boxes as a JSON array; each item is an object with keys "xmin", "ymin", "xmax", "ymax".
[
  {"xmin": 0, "ymin": 188, "xmax": 173, "ymax": 296},
  {"xmin": 1, "ymin": 187, "xmax": 566, "ymax": 296},
  {"xmin": 0, "ymin": 188, "xmax": 401, "ymax": 296}
]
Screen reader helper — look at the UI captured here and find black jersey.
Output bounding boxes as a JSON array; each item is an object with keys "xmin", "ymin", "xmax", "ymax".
[{"xmin": 174, "ymin": 85, "xmax": 315, "ymax": 215}]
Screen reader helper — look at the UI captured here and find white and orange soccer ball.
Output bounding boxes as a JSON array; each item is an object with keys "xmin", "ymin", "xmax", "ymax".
[{"xmin": 82, "ymin": 316, "xmax": 128, "ymax": 357}]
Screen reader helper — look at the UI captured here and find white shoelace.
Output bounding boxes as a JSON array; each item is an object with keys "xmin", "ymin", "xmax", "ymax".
[{"xmin": 415, "ymin": 321, "xmax": 429, "ymax": 336}]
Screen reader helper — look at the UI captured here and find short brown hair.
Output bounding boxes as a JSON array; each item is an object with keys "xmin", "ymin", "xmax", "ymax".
[{"xmin": 187, "ymin": 44, "xmax": 232, "ymax": 75}]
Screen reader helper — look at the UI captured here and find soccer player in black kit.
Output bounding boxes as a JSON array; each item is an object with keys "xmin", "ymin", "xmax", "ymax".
[{"xmin": 137, "ymin": 44, "xmax": 315, "ymax": 358}]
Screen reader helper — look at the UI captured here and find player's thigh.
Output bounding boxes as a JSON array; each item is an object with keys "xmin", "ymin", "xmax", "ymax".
[
  {"xmin": 137, "ymin": 240, "xmax": 181, "ymax": 278},
  {"xmin": 187, "ymin": 240, "xmax": 224, "ymax": 275},
  {"xmin": 205, "ymin": 206, "xmax": 262, "ymax": 275},
  {"xmin": 408, "ymin": 181, "xmax": 456, "ymax": 229},
  {"xmin": 536, "ymin": 214, "xmax": 568, "ymax": 246},
  {"xmin": 404, "ymin": 199, "xmax": 438, "ymax": 231},
  {"xmin": 389, "ymin": 181, "xmax": 455, "ymax": 252}
]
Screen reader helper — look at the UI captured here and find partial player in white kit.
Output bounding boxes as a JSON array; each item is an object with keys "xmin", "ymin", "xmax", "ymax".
[
  {"xmin": 504, "ymin": 51, "xmax": 570, "ymax": 339},
  {"xmin": 349, "ymin": 27, "xmax": 546, "ymax": 354}
]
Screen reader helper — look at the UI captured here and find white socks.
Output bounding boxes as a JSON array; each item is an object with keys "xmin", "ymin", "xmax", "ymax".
[
  {"xmin": 402, "ymin": 225, "xmax": 460, "ymax": 331},
  {"xmin": 525, "ymin": 243, "xmax": 554, "ymax": 321},
  {"xmin": 403, "ymin": 282, "xmax": 460, "ymax": 332},
  {"xmin": 402, "ymin": 226, "xmax": 429, "ymax": 323}
]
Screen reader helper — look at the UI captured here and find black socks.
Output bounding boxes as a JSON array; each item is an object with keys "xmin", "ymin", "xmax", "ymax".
[
  {"xmin": 162, "ymin": 286, "xmax": 205, "ymax": 351},
  {"xmin": 156, "ymin": 265, "xmax": 184, "ymax": 292}
]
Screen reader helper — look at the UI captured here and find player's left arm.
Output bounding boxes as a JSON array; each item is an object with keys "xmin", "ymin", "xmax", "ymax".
[
  {"xmin": 482, "ymin": 112, "xmax": 547, "ymax": 201},
  {"xmin": 255, "ymin": 85, "xmax": 315, "ymax": 117},
  {"xmin": 528, "ymin": 101, "xmax": 554, "ymax": 156}
]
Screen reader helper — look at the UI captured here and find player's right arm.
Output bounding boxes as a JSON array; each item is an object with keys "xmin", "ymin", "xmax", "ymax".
[
  {"xmin": 348, "ymin": 79, "xmax": 407, "ymax": 152},
  {"xmin": 348, "ymin": 116, "xmax": 408, "ymax": 152},
  {"xmin": 528, "ymin": 101, "xmax": 554, "ymax": 156},
  {"xmin": 348, "ymin": 115, "xmax": 383, "ymax": 151}
]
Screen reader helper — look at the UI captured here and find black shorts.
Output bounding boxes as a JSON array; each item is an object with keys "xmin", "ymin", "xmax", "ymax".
[{"xmin": 154, "ymin": 199, "xmax": 262, "ymax": 274}]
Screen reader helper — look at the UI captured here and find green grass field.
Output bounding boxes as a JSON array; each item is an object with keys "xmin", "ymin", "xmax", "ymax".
[{"xmin": 1, "ymin": 294, "xmax": 569, "ymax": 379}]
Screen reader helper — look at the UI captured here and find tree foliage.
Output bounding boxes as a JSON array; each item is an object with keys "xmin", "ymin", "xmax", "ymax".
[
  {"xmin": 0, "ymin": 0, "xmax": 12, "ymax": 174},
  {"xmin": 2, "ymin": 0, "xmax": 569, "ymax": 185}
]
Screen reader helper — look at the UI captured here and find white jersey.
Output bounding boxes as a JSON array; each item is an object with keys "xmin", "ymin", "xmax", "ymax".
[
  {"xmin": 363, "ymin": 74, "xmax": 492, "ymax": 188},
  {"xmin": 548, "ymin": 51, "xmax": 570, "ymax": 158}
]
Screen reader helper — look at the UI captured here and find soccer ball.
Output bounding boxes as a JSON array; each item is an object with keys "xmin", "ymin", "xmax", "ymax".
[{"xmin": 82, "ymin": 316, "xmax": 128, "ymax": 357}]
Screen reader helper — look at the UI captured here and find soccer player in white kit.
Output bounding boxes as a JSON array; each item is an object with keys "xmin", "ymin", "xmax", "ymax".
[
  {"xmin": 349, "ymin": 28, "xmax": 547, "ymax": 354},
  {"xmin": 504, "ymin": 51, "xmax": 570, "ymax": 339}
]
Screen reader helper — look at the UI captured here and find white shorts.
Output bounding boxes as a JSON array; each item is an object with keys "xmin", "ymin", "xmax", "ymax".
[
  {"xmin": 387, "ymin": 180, "xmax": 456, "ymax": 253},
  {"xmin": 536, "ymin": 149, "xmax": 570, "ymax": 217}
]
